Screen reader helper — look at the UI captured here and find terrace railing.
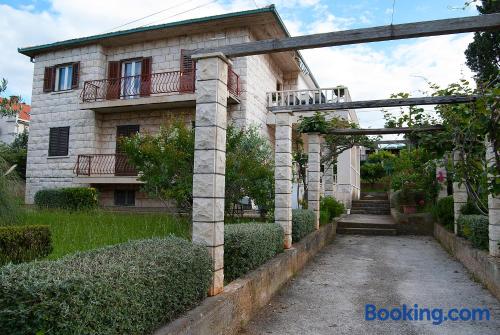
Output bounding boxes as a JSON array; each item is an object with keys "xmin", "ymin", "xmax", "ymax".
[
  {"xmin": 227, "ymin": 67, "xmax": 241, "ymax": 97},
  {"xmin": 74, "ymin": 154, "xmax": 137, "ymax": 176},
  {"xmin": 267, "ymin": 87, "xmax": 351, "ymax": 108}
]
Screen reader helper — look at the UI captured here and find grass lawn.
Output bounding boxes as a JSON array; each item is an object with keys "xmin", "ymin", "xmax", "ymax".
[{"xmin": 20, "ymin": 209, "xmax": 191, "ymax": 259}]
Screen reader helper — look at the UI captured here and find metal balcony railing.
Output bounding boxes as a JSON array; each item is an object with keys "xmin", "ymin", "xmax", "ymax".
[
  {"xmin": 228, "ymin": 67, "xmax": 241, "ymax": 97},
  {"xmin": 74, "ymin": 154, "xmax": 137, "ymax": 176},
  {"xmin": 267, "ymin": 86, "xmax": 351, "ymax": 108}
]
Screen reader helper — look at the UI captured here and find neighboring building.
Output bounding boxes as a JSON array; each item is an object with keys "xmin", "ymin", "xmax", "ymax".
[
  {"xmin": 0, "ymin": 99, "xmax": 30, "ymax": 144},
  {"xmin": 19, "ymin": 6, "xmax": 360, "ymax": 209}
]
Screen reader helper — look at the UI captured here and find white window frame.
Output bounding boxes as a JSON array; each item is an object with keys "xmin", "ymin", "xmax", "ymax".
[
  {"xmin": 54, "ymin": 65, "xmax": 73, "ymax": 91},
  {"xmin": 121, "ymin": 60, "xmax": 142, "ymax": 99}
]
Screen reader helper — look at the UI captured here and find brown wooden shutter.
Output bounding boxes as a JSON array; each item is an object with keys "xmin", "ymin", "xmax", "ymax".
[
  {"xmin": 140, "ymin": 57, "xmax": 152, "ymax": 97},
  {"xmin": 71, "ymin": 62, "xmax": 80, "ymax": 89},
  {"xmin": 43, "ymin": 66, "xmax": 55, "ymax": 92},
  {"xmin": 106, "ymin": 61, "xmax": 120, "ymax": 99},
  {"xmin": 179, "ymin": 50, "xmax": 195, "ymax": 93},
  {"xmin": 48, "ymin": 126, "xmax": 70, "ymax": 156}
]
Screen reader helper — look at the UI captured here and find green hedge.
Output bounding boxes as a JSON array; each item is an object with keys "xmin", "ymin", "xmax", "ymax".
[
  {"xmin": 0, "ymin": 225, "xmax": 52, "ymax": 265},
  {"xmin": 224, "ymin": 223, "xmax": 283, "ymax": 283},
  {"xmin": 320, "ymin": 196, "xmax": 345, "ymax": 221},
  {"xmin": 292, "ymin": 209, "xmax": 315, "ymax": 242},
  {"xmin": 458, "ymin": 215, "xmax": 489, "ymax": 250},
  {"xmin": 319, "ymin": 210, "xmax": 330, "ymax": 225},
  {"xmin": 432, "ymin": 196, "xmax": 454, "ymax": 230},
  {"xmin": 0, "ymin": 237, "xmax": 212, "ymax": 335},
  {"xmin": 34, "ymin": 187, "xmax": 98, "ymax": 210}
]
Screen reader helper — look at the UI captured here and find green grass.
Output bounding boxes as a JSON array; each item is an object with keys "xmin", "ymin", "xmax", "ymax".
[{"xmin": 19, "ymin": 209, "xmax": 191, "ymax": 259}]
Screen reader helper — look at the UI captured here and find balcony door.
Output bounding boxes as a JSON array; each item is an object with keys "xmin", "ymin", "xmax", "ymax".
[
  {"xmin": 115, "ymin": 125, "xmax": 139, "ymax": 176},
  {"xmin": 121, "ymin": 60, "xmax": 142, "ymax": 99}
]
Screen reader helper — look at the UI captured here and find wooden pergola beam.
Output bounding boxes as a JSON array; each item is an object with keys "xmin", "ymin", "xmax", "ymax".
[
  {"xmin": 376, "ymin": 140, "xmax": 409, "ymax": 145},
  {"xmin": 191, "ymin": 13, "xmax": 500, "ymax": 57},
  {"xmin": 327, "ymin": 126, "xmax": 444, "ymax": 135},
  {"xmin": 270, "ymin": 95, "xmax": 478, "ymax": 112}
]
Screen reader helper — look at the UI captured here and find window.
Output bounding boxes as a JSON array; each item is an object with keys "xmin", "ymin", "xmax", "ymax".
[
  {"xmin": 48, "ymin": 127, "xmax": 70, "ymax": 156},
  {"xmin": 43, "ymin": 62, "xmax": 80, "ymax": 93},
  {"xmin": 114, "ymin": 190, "xmax": 135, "ymax": 206},
  {"xmin": 121, "ymin": 60, "xmax": 142, "ymax": 98}
]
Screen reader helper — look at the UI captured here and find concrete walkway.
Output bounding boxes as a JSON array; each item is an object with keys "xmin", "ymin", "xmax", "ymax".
[{"xmin": 240, "ymin": 235, "xmax": 500, "ymax": 335}]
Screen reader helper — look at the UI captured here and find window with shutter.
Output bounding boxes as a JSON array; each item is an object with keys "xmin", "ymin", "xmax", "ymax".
[
  {"xmin": 114, "ymin": 190, "xmax": 135, "ymax": 206},
  {"xmin": 140, "ymin": 57, "xmax": 152, "ymax": 97},
  {"xmin": 43, "ymin": 63, "xmax": 80, "ymax": 93},
  {"xmin": 106, "ymin": 61, "xmax": 121, "ymax": 99},
  {"xmin": 43, "ymin": 67, "xmax": 55, "ymax": 92},
  {"xmin": 48, "ymin": 127, "xmax": 70, "ymax": 156},
  {"xmin": 71, "ymin": 62, "xmax": 80, "ymax": 89},
  {"xmin": 179, "ymin": 50, "xmax": 195, "ymax": 92}
]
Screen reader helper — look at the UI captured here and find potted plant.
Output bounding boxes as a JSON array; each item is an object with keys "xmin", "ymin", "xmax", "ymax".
[{"xmin": 400, "ymin": 183, "xmax": 417, "ymax": 214}]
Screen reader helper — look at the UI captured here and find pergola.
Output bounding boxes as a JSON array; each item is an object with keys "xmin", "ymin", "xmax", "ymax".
[{"xmin": 188, "ymin": 13, "xmax": 500, "ymax": 295}]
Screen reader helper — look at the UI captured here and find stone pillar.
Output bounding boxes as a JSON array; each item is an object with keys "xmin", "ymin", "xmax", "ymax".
[
  {"xmin": 486, "ymin": 140, "xmax": 500, "ymax": 256},
  {"xmin": 191, "ymin": 52, "xmax": 229, "ymax": 296},
  {"xmin": 337, "ymin": 147, "xmax": 353, "ymax": 209},
  {"xmin": 308, "ymin": 133, "xmax": 321, "ymax": 230},
  {"xmin": 452, "ymin": 149, "xmax": 467, "ymax": 235},
  {"xmin": 323, "ymin": 162, "xmax": 335, "ymax": 197},
  {"xmin": 275, "ymin": 112, "xmax": 293, "ymax": 248}
]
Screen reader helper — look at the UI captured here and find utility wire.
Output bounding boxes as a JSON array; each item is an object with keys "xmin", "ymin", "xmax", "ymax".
[
  {"xmin": 139, "ymin": 0, "xmax": 219, "ymax": 27},
  {"xmin": 390, "ymin": 0, "xmax": 396, "ymax": 25}
]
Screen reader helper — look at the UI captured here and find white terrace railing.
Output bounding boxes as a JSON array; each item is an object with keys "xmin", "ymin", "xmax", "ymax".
[{"xmin": 267, "ymin": 86, "xmax": 351, "ymax": 108}]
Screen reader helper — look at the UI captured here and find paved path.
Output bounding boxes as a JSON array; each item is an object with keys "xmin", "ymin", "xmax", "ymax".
[{"xmin": 241, "ymin": 235, "xmax": 500, "ymax": 335}]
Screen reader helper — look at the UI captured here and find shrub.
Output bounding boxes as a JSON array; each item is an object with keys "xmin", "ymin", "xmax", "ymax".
[
  {"xmin": 432, "ymin": 196, "xmax": 454, "ymax": 230},
  {"xmin": 458, "ymin": 215, "xmax": 489, "ymax": 250},
  {"xmin": 319, "ymin": 210, "xmax": 330, "ymax": 225},
  {"xmin": 460, "ymin": 202, "xmax": 483, "ymax": 215},
  {"xmin": 320, "ymin": 196, "xmax": 345, "ymax": 220},
  {"xmin": 34, "ymin": 187, "xmax": 98, "ymax": 210},
  {"xmin": 0, "ymin": 237, "xmax": 212, "ymax": 335},
  {"xmin": 0, "ymin": 157, "xmax": 22, "ymax": 225},
  {"xmin": 292, "ymin": 209, "xmax": 315, "ymax": 242},
  {"xmin": 224, "ymin": 223, "xmax": 283, "ymax": 282},
  {"xmin": 0, "ymin": 225, "xmax": 52, "ymax": 265}
]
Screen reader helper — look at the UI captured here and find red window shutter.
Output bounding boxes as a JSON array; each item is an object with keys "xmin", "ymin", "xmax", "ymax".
[
  {"xmin": 71, "ymin": 62, "xmax": 80, "ymax": 89},
  {"xmin": 179, "ymin": 50, "xmax": 195, "ymax": 93},
  {"xmin": 106, "ymin": 61, "xmax": 120, "ymax": 99},
  {"xmin": 140, "ymin": 57, "xmax": 152, "ymax": 97},
  {"xmin": 43, "ymin": 66, "xmax": 55, "ymax": 92}
]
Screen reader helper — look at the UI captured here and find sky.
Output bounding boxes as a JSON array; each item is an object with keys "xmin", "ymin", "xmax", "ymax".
[{"xmin": 0, "ymin": 0, "xmax": 479, "ymax": 131}]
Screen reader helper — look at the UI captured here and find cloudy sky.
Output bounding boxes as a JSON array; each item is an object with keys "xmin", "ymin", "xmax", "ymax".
[{"xmin": 0, "ymin": 0, "xmax": 478, "ymax": 129}]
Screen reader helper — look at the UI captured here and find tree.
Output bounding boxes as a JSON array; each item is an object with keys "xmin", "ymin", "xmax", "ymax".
[
  {"xmin": 464, "ymin": 0, "xmax": 500, "ymax": 83},
  {"xmin": 0, "ymin": 131, "xmax": 28, "ymax": 179},
  {"xmin": 121, "ymin": 123, "xmax": 275, "ymax": 216},
  {"xmin": 0, "ymin": 79, "xmax": 19, "ymax": 117}
]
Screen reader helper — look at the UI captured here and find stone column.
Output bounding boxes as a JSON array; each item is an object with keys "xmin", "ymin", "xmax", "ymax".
[
  {"xmin": 308, "ymin": 132, "xmax": 321, "ymax": 230},
  {"xmin": 275, "ymin": 112, "xmax": 293, "ymax": 249},
  {"xmin": 337, "ymin": 147, "xmax": 353, "ymax": 209},
  {"xmin": 191, "ymin": 52, "xmax": 229, "ymax": 296},
  {"xmin": 452, "ymin": 149, "xmax": 467, "ymax": 235},
  {"xmin": 486, "ymin": 140, "xmax": 500, "ymax": 256},
  {"xmin": 323, "ymin": 147, "xmax": 335, "ymax": 197}
]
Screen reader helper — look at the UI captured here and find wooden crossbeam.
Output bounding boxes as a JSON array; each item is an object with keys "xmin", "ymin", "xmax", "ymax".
[
  {"xmin": 376, "ymin": 140, "xmax": 409, "ymax": 145},
  {"xmin": 190, "ymin": 13, "xmax": 500, "ymax": 57},
  {"xmin": 270, "ymin": 95, "xmax": 478, "ymax": 112},
  {"xmin": 327, "ymin": 126, "xmax": 444, "ymax": 135}
]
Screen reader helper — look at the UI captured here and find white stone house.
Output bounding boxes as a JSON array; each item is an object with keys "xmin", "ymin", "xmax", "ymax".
[
  {"xmin": 19, "ymin": 6, "xmax": 360, "ymax": 209},
  {"xmin": 0, "ymin": 100, "xmax": 30, "ymax": 144}
]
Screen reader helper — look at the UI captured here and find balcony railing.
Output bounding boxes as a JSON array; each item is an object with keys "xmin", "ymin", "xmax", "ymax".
[
  {"xmin": 228, "ymin": 67, "xmax": 241, "ymax": 97},
  {"xmin": 80, "ymin": 71, "xmax": 195, "ymax": 103},
  {"xmin": 267, "ymin": 86, "xmax": 351, "ymax": 108},
  {"xmin": 74, "ymin": 154, "xmax": 137, "ymax": 176}
]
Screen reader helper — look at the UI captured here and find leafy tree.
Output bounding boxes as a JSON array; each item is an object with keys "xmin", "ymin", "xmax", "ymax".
[
  {"xmin": 0, "ymin": 131, "xmax": 28, "ymax": 179},
  {"xmin": 121, "ymin": 122, "xmax": 274, "ymax": 216},
  {"xmin": 361, "ymin": 162, "xmax": 386, "ymax": 185},
  {"xmin": 464, "ymin": 0, "xmax": 500, "ymax": 83},
  {"xmin": 0, "ymin": 79, "xmax": 19, "ymax": 117}
]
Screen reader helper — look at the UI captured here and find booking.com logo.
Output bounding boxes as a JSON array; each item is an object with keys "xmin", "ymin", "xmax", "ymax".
[{"xmin": 365, "ymin": 304, "xmax": 491, "ymax": 325}]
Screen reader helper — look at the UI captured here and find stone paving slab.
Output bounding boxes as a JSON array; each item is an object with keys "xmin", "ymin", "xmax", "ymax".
[
  {"xmin": 240, "ymin": 235, "xmax": 500, "ymax": 335},
  {"xmin": 339, "ymin": 214, "xmax": 396, "ymax": 225}
]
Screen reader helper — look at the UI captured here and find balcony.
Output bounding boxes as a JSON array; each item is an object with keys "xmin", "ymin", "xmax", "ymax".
[
  {"xmin": 267, "ymin": 86, "xmax": 351, "ymax": 108},
  {"xmin": 80, "ymin": 68, "xmax": 241, "ymax": 112},
  {"xmin": 73, "ymin": 154, "xmax": 142, "ymax": 184}
]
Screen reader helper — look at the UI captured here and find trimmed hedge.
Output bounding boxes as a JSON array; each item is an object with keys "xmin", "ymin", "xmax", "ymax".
[
  {"xmin": 458, "ymin": 215, "xmax": 489, "ymax": 250},
  {"xmin": 0, "ymin": 225, "xmax": 52, "ymax": 265},
  {"xmin": 432, "ymin": 196, "xmax": 454, "ymax": 230},
  {"xmin": 292, "ymin": 209, "xmax": 315, "ymax": 242},
  {"xmin": 34, "ymin": 187, "xmax": 98, "ymax": 210},
  {"xmin": 0, "ymin": 237, "xmax": 212, "ymax": 335},
  {"xmin": 224, "ymin": 223, "xmax": 283, "ymax": 282},
  {"xmin": 320, "ymin": 196, "xmax": 345, "ymax": 221}
]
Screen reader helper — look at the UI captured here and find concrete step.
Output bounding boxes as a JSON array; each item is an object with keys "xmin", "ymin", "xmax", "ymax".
[
  {"xmin": 352, "ymin": 200, "xmax": 390, "ymax": 204},
  {"xmin": 350, "ymin": 209, "xmax": 391, "ymax": 215},
  {"xmin": 337, "ymin": 227, "xmax": 397, "ymax": 236},
  {"xmin": 338, "ymin": 221, "xmax": 397, "ymax": 229},
  {"xmin": 351, "ymin": 203, "xmax": 390, "ymax": 209}
]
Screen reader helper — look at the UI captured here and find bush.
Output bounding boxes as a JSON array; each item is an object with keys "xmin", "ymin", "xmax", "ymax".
[
  {"xmin": 292, "ymin": 209, "xmax": 315, "ymax": 242},
  {"xmin": 458, "ymin": 215, "xmax": 489, "ymax": 250},
  {"xmin": 460, "ymin": 202, "xmax": 483, "ymax": 215},
  {"xmin": 319, "ymin": 210, "xmax": 330, "ymax": 225},
  {"xmin": 432, "ymin": 196, "xmax": 454, "ymax": 230},
  {"xmin": 0, "ymin": 225, "xmax": 52, "ymax": 265},
  {"xmin": 0, "ymin": 237, "xmax": 212, "ymax": 334},
  {"xmin": 0, "ymin": 157, "xmax": 22, "ymax": 225},
  {"xmin": 224, "ymin": 223, "xmax": 283, "ymax": 282},
  {"xmin": 34, "ymin": 187, "xmax": 98, "ymax": 210},
  {"xmin": 320, "ymin": 196, "xmax": 345, "ymax": 220}
]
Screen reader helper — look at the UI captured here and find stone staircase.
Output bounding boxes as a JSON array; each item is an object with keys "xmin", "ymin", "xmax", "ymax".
[{"xmin": 337, "ymin": 192, "xmax": 397, "ymax": 236}]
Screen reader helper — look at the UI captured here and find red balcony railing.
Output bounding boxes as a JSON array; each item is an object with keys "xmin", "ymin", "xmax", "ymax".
[
  {"xmin": 74, "ymin": 154, "xmax": 137, "ymax": 176},
  {"xmin": 80, "ymin": 70, "xmax": 195, "ymax": 102},
  {"xmin": 228, "ymin": 67, "xmax": 241, "ymax": 97}
]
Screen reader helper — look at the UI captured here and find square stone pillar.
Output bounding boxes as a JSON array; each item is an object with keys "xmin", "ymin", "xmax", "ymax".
[
  {"xmin": 452, "ymin": 150, "xmax": 467, "ymax": 235},
  {"xmin": 337, "ymin": 147, "xmax": 353, "ymax": 209},
  {"xmin": 191, "ymin": 52, "xmax": 230, "ymax": 296},
  {"xmin": 322, "ymin": 147, "xmax": 335, "ymax": 197},
  {"xmin": 308, "ymin": 132, "xmax": 321, "ymax": 230},
  {"xmin": 275, "ymin": 112, "xmax": 293, "ymax": 248},
  {"xmin": 486, "ymin": 140, "xmax": 500, "ymax": 256}
]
